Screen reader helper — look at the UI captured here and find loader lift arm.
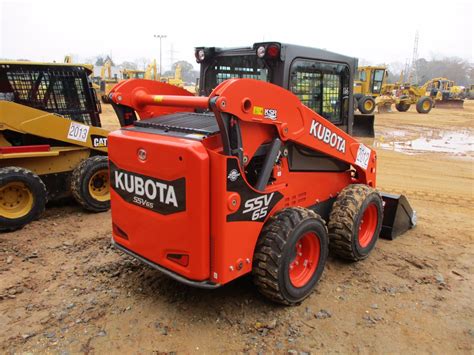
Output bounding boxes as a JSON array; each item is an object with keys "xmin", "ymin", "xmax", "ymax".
[{"xmin": 111, "ymin": 78, "xmax": 377, "ymax": 189}]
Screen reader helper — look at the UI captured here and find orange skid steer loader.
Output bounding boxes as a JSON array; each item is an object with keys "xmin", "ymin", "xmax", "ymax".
[{"xmin": 107, "ymin": 43, "xmax": 415, "ymax": 304}]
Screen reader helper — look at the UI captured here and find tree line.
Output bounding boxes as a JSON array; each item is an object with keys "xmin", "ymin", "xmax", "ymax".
[{"xmin": 386, "ymin": 57, "xmax": 473, "ymax": 86}]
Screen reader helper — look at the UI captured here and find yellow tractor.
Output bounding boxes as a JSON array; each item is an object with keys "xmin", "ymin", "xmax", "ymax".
[
  {"xmin": 372, "ymin": 68, "xmax": 437, "ymax": 115},
  {"xmin": 0, "ymin": 62, "xmax": 111, "ymax": 231},
  {"xmin": 378, "ymin": 82, "xmax": 433, "ymax": 114},
  {"xmin": 353, "ymin": 66, "xmax": 387, "ymax": 114},
  {"xmin": 423, "ymin": 77, "xmax": 465, "ymax": 108}
]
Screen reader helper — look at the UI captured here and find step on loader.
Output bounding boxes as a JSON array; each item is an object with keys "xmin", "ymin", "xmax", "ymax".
[
  {"xmin": 107, "ymin": 43, "xmax": 416, "ymax": 305},
  {"xmin": 0, "ymin": 62, "xmax": 111, "ymax": 231}
]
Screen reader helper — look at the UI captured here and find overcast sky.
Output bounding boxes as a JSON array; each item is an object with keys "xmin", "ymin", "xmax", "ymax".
[{"xmin": 1, "ymin": 0, "xmax": 472, "ymax": 70}]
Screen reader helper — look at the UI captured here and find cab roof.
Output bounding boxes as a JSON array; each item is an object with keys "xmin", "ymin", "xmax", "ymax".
[{"xmin": 0, "ymin": 61, "xmax": 93, "ymax": 74}]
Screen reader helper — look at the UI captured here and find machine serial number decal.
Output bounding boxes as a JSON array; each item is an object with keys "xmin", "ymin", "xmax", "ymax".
[
  {"xmin": 355, "ymin": 144, "xmax": 371, "ymax": 170},
  {"xmin": 109, "ymin": 162, "xmax": 186, "ymax": 215},
  {"xmin": 67, "ymin": 122, "xmax": 89, "ymax": 143},
  {"xmin": 309, "ymin": 120, "xmax": 346, "ymax": 153}
]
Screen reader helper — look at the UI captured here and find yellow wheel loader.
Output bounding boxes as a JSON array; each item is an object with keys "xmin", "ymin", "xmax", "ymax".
[
  {"xmin": 354, "ymin": 66, "xmax": 387, "ymax": 114},
  {"xmin": 0, "ymin": 62, "xmax": 111, "ymax": 231}
]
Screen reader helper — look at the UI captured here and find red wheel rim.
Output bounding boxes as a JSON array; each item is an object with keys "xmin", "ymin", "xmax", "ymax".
[
  {"xmin": 358, "ymin": 204, "xmax": 378, "ymax": 248},
  {"xmin": 289, "ymin": 232, "xmax": 320, "ymax": 288}
]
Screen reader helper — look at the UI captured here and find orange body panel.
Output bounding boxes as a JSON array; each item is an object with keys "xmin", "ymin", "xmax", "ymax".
[
  {"xmin": 108, "ymin": 78, "xmax": 378, "ymax": 286},
  {"xmin": 109, "ymin": 130, "xmax": 210, "ymax": 281}
]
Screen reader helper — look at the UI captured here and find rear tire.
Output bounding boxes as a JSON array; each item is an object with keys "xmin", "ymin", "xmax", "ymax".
[
  {"xmin": 252, "ymin": 207, "xmax": 329, "ymax": 305},
  {"xmin": 0, "ymin": 167, "xmax": 47, "ymax": 232},
  {"xmin": 416, "ymin": 96, "xmax": 433, "ymax": 114},
  {"xmin": 358, "ymin": 96, "xmax": 376, "ymax": 114},
  {"xmin": 354, "ymin": 94, "xmax": 363, "ymax": 111},
  {"xmin": 395, "ymin": 96, "xmax": 411, "ymax": 112},
  {"xmin": 71, "ymin": 156, "xmax": 110, "ymax": 212},
  {"xmin": 101, "ymin": 95, "xmax": 110, "ymax": 104},
  {"xmin": 328, "ymin": 184, "xmax": 383, "ymax": 261}
]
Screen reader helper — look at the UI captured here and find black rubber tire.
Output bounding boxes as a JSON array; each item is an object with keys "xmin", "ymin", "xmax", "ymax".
[
  {"xmin": 101, "ymin": 95, "xmax": 110, "ymax": 104},
  {"xmin": 0, "ymin": 167, "xmax": 47, "ymax": 232},
  {"xmin": 71, "ymin": 156, "xmax": 110, "ymax": 212},
  {"xmin": 416, "ymin": 96, "xmax": 433, "ymax": 114},
  {"xmin": 328, "ymin": 184, "xmax": 383, "ymax": 261},
  {"xmin": 358, "ymin": 96, "xmax": 376, "ymax": 114},
  {"xmin": 353, "ymin": 94, "xmax": 363, "ymax": 111},
  {"xmin": 395, "ymin": 96, "xmax": 411, "ymax": 112},
  {"xmin": 252, "ymin": 207, "xmax": 329, "ymax": 305}
]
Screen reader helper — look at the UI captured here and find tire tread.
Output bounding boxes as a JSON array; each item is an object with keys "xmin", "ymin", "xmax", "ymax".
[{"xmin": 252, "ymin": 207, "xmax": 326, "ymax": 305}]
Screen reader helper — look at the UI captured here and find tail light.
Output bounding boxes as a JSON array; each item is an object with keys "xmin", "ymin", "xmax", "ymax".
[
  {"xmin": 256, "ymin": 46, "xmax": 266, "ymax": 58},
  {"xmin": 195, "ymin": 49, "xmax": 205, "ymax": 63},
  {"xmin": 194, "ymin": 47, "xmax": 215, "ymax": 63},
  {"xmin": 266, "ymin": 44, "xmax": 280, "ymax": 58},
  {"xmin": 255, "ymin": 43, "xmax": 281, "ymax": 60}
]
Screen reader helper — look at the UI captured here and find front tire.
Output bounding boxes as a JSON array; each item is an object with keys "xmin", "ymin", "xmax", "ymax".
[
  {"xmin": 0, "ymin": 167, "xmax": 47, "ymax": 231},
  {"xmin": 252, "ymin": 207, "xmax": 329, "ymax": 305},
  {"xmin": 416, "ymin": 96, "xmax": 433, "ymax": 114},
  {"xmin": 71, "ymin": 156, "xmax": 110, "ymax": 212},
  {"xmin": 358, "ymin": 96, "xmax": 376, "ymax": 114},
  {"xmin": 328, "ymin": 184, "xmax": 383, "ymax": 261}
]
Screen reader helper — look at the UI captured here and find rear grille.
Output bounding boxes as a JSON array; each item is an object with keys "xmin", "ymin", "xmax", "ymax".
[{"xmin": 134, "ymin": 112, "xmax": 220, "ymax": 137}]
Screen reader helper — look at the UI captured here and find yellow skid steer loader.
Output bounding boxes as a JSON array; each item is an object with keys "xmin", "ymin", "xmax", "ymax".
[{"xmin": 0, "ymin": 62, "xmax": 110, "ymax": 231}]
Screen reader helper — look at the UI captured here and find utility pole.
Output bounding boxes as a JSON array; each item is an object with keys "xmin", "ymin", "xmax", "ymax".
[
  {"xmin": 168, "ymin": 43, "xmax": 178, "ymax": 68},
  {"xmin": 154, "ymin": 34, "xmax": 167, "ymax": 78},
  {"xmin": 408, "ymin": 31, "xmax": 419, "ymax": 84}
]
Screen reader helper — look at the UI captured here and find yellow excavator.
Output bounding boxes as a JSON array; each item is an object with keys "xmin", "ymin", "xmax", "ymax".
[
  {"xmin": 123, "ymin": 59, "xmax": 159, "ymax": 81},
  {"xmin": 1, "ymin": 61, "xmax": 111, "ymax": 231},
  {"xmin": 96, "ymin": 59, "xmax": 119, "ymax": 103},
  {"xmin": 160, "ymin": 63, "xmax": 184, "ymax": 87}
]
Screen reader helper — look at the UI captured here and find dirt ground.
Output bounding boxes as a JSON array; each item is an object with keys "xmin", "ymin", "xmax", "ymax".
[{"xmin": 1, "ymin": 101, "xmax": 473, "ymax": 354}]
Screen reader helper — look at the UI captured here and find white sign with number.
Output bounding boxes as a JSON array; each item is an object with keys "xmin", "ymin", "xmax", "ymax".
[
  {"xmin": 67, "ymin": 121, "xmax": 90, "ymax": 143},
  {"xmin": 355, "ymin": 144, "xmax": 371, "ymax": 170}
]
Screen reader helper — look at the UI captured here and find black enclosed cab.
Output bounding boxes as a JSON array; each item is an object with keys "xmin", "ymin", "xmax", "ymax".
[{"xmin": 195, "ymin": 42, "xmax": 373, "ymax": 137}]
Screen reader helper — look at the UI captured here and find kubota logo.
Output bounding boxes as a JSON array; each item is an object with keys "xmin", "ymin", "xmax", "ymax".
[
  {"xmin": 309, "ymin": 120, "xmax": 346, "ymax": 153},
  {"xmin": 114, "ymin": 171, "xmax": 178, "ymax": 208},
  {"xmin": 109, "ymin": 162, "xmax": 186, "ymax": 215}
]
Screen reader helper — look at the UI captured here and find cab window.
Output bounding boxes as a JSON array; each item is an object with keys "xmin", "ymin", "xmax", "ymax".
[
  {"xmin": 289, "ymin": 59, "xmax": 350, "ymax": 125},
  {"xmin": 203, "ymin": 55, "xmax": 271, "ymax": 95},
  {"xmin": 371, "ymin": 69, "xmax": 385, "ymax": 94}
]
